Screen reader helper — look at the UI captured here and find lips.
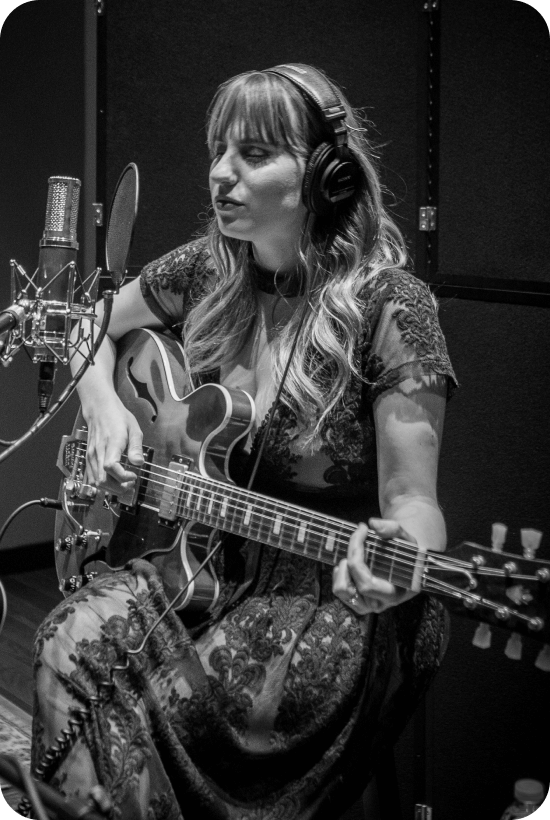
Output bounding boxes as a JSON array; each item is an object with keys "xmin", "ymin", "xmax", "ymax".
[{"xmin": 215, "ymin": 195, "xmax": 244, "ymax": 209}]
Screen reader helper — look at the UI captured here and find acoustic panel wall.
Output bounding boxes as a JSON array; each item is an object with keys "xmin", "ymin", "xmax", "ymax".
[
  {"xmin": 0, "ymin": 0, "xmax": 86, "ymax": 550},
  {"xmin": 101, "ymin": 3, "xmax": 550, "ymax": 820},
  {"xmin": 104, "ymin": 0, "xmax": 421, "ymax": 272},
  {"xmin": 438, "ymin": 0, "xmax": 550, "ymax": 284}
]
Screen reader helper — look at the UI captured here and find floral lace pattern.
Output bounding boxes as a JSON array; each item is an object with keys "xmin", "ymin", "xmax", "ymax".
[{"xmin": 32, "ymin": 241, "xmax": 456, "ymax": 819}]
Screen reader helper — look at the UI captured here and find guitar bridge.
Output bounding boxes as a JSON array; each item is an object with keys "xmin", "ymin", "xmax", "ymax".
[{"xmin": 158, "ymin": 455, "xmax": 192, "ymax": 525}]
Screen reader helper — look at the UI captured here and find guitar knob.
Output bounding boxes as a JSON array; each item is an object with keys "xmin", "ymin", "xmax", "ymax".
[
  {"xmin": 58, "ymin": 575, "xmax": 83, "ymax": 593},
  {"xmin": 55, "ymin": 536, "xmax": 73, "ymax": 553},
  {"xmin": 472, "ymin": 622, "xmax": 492, "ymax": 649},
  {"xmin": 491, "ymin": 522, "xmax": 507, "ymax": 553},
  {"xmin": 520, "ymin": 528, "xmax": 543, "ymax": 559},
  {"xmin": 504, "ymin": 632, "xmax": 522, "ymax": 661},
  {"xmin": 535, "ymin": 644, "xmax": 550, "ymax": 672}
]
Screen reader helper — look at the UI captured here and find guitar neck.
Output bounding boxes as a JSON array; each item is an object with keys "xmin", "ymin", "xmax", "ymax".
[{"xmin": 153, "ymin": 464, "xmax": 421, "ymax": 591}]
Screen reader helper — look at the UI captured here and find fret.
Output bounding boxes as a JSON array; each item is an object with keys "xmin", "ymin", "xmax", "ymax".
[
  {"xmin": 388, "ymin": 543, "xmax": 396, "ymax": 584},
  {"xmin": 324, "ymin": 531, "xmax": 336, "ymax": 554},
  {"xmin": 220, "ymin": 497, "xmax": 229, "ymax": 519},
  {"xmin": 364, "ymin": 537, "xmax": 377, "ymax": 571},
  {"xmin": 257, "ymin": 498, "xmax": 275, "ymax": 544}
]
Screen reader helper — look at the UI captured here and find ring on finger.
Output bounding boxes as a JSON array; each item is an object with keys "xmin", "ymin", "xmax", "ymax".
[{"xmin": 347, "ymin": 584, "xmax": 359, "ymax": 606}]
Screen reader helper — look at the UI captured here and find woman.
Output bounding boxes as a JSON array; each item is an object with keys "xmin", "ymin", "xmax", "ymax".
[{"xmin": 31, "ymin": 64, "xmax": 456, "ymax": 820}]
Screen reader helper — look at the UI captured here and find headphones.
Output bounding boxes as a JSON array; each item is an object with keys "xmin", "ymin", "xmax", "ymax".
[{"xmin": 264, "ymin": 63, "xmax": 362, "ymax": 216}]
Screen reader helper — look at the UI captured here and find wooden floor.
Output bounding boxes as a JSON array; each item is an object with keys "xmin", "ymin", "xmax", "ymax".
[{"xmin": 0, "ymin": 557, "xmax": 60, "ymax": 714}]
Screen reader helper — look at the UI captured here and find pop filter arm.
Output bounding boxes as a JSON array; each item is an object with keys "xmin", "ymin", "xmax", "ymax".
[{"xmin": 105, "ymin": 163, "xmax": 139, "ymax": 291}]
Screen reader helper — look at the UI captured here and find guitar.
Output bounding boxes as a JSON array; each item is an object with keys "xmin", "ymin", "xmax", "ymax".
[{"xmin": 54, "ymin": 329, "xmax": 550, "ymax": 643}]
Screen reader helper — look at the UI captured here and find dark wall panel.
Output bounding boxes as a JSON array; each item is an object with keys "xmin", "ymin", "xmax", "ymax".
[
  {"xmin": 0, "ymin": 0, "xmax": 86, "ymax": 549},
  {"xmin": 102, "ymin": 2, "xmax": 550, "ymax": 820},
  {"xmin": 105, "ymin": 0, "xmax": 420, "ymax": 270},
  {"xmin": 439, "ymin": 0, "xmax": 550, "ymax": 282},
  {"xmin": 430, "ymin": 296, "xmax": 550, "ymax": 817}
]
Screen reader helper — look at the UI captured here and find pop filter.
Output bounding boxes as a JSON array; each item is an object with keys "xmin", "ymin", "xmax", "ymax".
[
  {"xmin": 105, "ymin": 163, "xmax": 139, "ymax": 291},
  {"xmin": 0, "ymin": 580, "xmax": 5, "ymax": 638}
]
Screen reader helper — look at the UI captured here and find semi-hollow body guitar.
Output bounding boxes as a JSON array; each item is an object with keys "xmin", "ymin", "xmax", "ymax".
[{"xmin": 55, "ymin": 329, "xmax": 550, "ymax": 644}]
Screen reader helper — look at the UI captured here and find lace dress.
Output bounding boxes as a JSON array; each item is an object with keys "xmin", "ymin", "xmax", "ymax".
[{"xmin": 31, "ymin": 238, "xmax": 457, "ymax": 820}]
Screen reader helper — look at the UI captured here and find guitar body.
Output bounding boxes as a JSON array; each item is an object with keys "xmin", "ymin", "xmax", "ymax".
[{"xmin": 55, "ymin": 328, "xmax": 255, "ymax": 611}]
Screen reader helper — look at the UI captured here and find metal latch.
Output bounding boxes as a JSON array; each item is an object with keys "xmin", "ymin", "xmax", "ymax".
[
  {"xmin": 92, "ymin": 203, "xmax": 104, "ymax": 227},
  {"xmin": 419, "ymin": 206, "xmax": 437, "ymax": 232}
]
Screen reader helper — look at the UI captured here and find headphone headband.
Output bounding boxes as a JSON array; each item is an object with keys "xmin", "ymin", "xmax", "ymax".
[{"xmin": 264, "ymin": 63, "xmax": 349, "ymax": 153}]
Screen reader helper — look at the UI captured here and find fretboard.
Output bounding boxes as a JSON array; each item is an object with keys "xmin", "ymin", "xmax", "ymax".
[{"xmin": 153, "ymin": 464, "xmax": 420, "ymax": 591}]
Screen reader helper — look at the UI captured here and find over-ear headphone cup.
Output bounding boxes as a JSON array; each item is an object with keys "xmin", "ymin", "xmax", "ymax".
[
  {"xmin": 302, "ymin": 143, "xmax": 334, "ymax": 215},
  {"xmin": 302, "ymin": 143, "xmax": 360, "ymax": 215}
]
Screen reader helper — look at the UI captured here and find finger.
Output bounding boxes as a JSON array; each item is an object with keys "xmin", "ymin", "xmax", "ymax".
[
  {"xmin": 104, "ymin": 458, "xmax": 139, "ymax": 485},
  {"xmin": 127, "ymin": 419, "xmax": 144, "ymax": 466},
  {"xmin": 332, "ymin": 559, "xmax": 354, "ymax": 599},
  {"xmin": 347, "ymin": 523, "xmax": 395, "ymax": 598},
  {"xmin": 368, "ymin": 517, "xmax": 407, "ymax": 541}
]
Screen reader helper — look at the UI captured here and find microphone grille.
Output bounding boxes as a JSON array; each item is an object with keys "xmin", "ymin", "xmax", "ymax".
[{"xmin": 42, "ymin": 176, "xmax": 81, "ymax": 247}]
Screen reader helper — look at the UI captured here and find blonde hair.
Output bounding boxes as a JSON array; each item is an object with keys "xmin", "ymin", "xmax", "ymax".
[{"xmin": 184, "ymin": 68, "xmax": 409, "ymax": 447}]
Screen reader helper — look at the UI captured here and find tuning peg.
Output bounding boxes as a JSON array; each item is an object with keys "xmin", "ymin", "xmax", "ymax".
[
  {"xmin": 504, "ymin": 631, "xmax": 522, "ymax": 661},
  {"xmin": 520, "ymin": 528, "xmax": 543, "ymax": 559},
  {"xmin": 534, "ymin": 644, "xmax": 550, "ymax": 672},
  {"xmin": 472, "ymin": 622, "xmax": 492, "ymax": 649},
  {"xmin": 491, "ymin": 522, "xmax": 508, "ymax": 553}
]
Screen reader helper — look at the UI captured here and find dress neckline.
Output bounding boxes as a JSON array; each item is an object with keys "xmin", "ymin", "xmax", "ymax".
[{"xmin": 249, "ymin": 256, "xmax": 303, "ymax": 297}]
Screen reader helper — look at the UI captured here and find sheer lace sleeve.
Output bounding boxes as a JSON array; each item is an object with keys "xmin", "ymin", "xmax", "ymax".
[
  {"xmin": 139, "ymin": 236, "xmax": 214, "ymax": 331},
  {"xmin": 362, "ymin": 270, "xmax": 458, "ymax": 401}
]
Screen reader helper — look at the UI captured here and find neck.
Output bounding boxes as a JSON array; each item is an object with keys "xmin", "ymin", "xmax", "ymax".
[{"xmin": 251, "ymin": 239, "xmax": 301, "ymax": 273}]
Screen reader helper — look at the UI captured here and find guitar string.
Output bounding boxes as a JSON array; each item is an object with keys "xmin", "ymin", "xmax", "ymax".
[
  {"xmin": 71, "ymin": 444, "xmax": 422, "ymax": 561},
  {"xmin": 69, "ymin": 444, "xmax": 492, "ymax": 590},
  {"xmin": 70, "ymin": 445, "xmax": 425, "ymax": 570},
  {"xmin": 70, "ymin": 447, "xmax": 504, "ymax": 585},
  {"xmin": 70, "ymin": 449, "xmax": 524, "ymax": 585},
  {"xmin": 67, "ymin": 497, "xmax": 430, "ymax": 592}
]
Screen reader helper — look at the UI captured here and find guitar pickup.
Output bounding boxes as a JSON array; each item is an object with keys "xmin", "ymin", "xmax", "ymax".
[
  {"xmin": 119, "ymin": 445, "xmax": 153, "ymax": 511},
  {"xmin": 158, "ymin": 455, "xmax": 191, "ymax": 524}
]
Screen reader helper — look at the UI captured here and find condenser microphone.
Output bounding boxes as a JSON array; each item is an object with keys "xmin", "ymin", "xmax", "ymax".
[
  {"xmin": 36, "ymin": 176, "xmax": 81, "ymax": 411},
  {"xmin": 34, "ymin": 175, "xmax": 81, "ymax": 362},
  {"xmin": 0, "ymin": 175, "xmax": 81, "ymax": 358}
]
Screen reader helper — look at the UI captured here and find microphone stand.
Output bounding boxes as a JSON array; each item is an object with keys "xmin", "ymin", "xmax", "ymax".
[
  {"xmin": 0, "ymin": 754, "xmax": 109, "ymax": 820},
  {"xmin": 0, "ymin": 291, "xmax": 114, "ymax": 467}
]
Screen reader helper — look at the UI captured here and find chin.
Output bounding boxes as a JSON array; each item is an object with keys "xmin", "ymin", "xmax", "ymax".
[{"xmin": 217, "ymin": 220, "xmax": 250, "ymax": 241}]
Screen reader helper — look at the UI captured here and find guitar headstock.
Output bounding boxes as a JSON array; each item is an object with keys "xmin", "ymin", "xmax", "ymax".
[{"xmin": 424, "ymin": 525, "xmax": 550, "ymax": 669}]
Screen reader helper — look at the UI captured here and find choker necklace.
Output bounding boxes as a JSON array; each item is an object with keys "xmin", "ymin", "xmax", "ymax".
[{"xmin": 249, "ymin": 257, "xmax": 302, "ymax": 297}]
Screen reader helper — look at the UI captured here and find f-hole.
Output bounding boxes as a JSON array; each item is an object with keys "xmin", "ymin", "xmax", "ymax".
[{"xmin": 127, "ymin": 356, "xmax": 158, "ymax": 421}]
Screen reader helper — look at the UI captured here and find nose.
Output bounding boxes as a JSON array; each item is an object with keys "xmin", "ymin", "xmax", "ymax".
[{"xmin": 209, "ymin": 147, "xmax": 238, "ymax": 186}]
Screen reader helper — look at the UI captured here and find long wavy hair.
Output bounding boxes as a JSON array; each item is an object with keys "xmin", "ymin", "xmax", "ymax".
[{"xmin": 184, "ymin": 67, "xmax": 409, "ymax": 447}]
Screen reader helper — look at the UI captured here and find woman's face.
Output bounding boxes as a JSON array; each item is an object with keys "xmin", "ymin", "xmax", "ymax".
[{"xmin": 209, "ymin": 129, "xmax": 308, "ymax": 266}]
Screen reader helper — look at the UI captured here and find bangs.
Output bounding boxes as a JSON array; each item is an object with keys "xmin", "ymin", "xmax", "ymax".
[{"xmin": 207, "ymin": 72, "xmax": 310, "ymax": 155}]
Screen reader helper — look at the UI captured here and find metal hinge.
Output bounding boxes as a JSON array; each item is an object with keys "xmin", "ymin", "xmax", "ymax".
[
  {"xmin": 419, "ymin": 206, "xmax": 437, "ymax": 231},
  {"xmin": 96, "ymin": 0, "xmax": 105, "ymax": 15},
  {"xmin": 92, "ymin": 203, "xmax": 104, "ymax": 227},
  {"xmin": 422, "ymin": 0, "xmax": 439, "ymax": 10}
]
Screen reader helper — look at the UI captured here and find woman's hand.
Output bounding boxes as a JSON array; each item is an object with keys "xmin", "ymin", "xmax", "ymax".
[
  {"xmin": 83, "ymin": 396, "xmax": 144, "ymax": 493},
  {"xmin": 332, "ymin": 518, "xmax": 418, "ymax": 615}
]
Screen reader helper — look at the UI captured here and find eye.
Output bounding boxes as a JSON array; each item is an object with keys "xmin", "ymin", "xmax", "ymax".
[{"xmin": 243, "ymin": 145, "xmax": 273, "ymax": 164}]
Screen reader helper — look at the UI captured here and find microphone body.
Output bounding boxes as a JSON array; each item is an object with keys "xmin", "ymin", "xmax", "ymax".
[
  {"xmin": 35, "ymin": 175, "xmax": 81, "ymax": 362},
  {"xmin": 0, "ymin": 176, "xmax": 81, "ymax": 363}
]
